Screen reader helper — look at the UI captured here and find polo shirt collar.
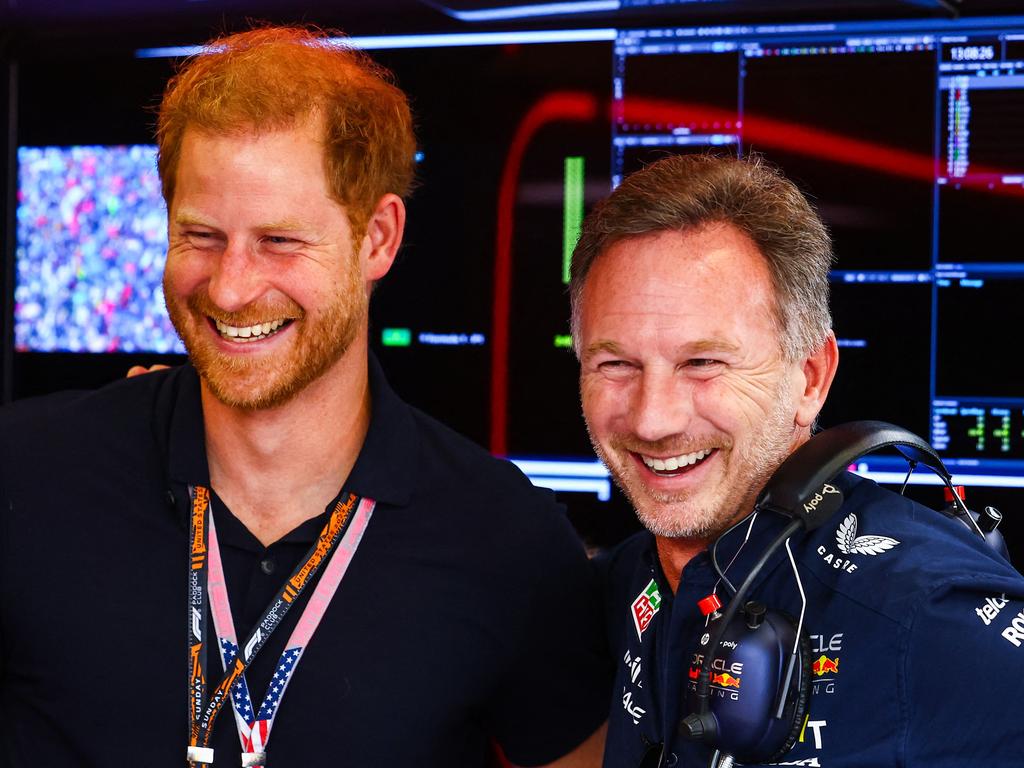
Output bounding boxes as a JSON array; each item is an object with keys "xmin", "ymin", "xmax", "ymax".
[
  {"xmin": 166, "ymin": 352, "xmax": 417, "ymax": 511},
  {"xmin": 166, "ymin": 364, "xmax": 208, "ymax": 487},
  {"xmin": 346, "ymin": 352, "xmax": 417, "ymax": 507}
]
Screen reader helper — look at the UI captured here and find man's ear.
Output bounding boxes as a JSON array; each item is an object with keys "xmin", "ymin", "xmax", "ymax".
[
  {"xmin": 360, "ymin": 193, "xmax": 406, "ymax": 282},
  {"xmin": 794, "ymin": 332, "xmax": 839, "ymax": 429}
]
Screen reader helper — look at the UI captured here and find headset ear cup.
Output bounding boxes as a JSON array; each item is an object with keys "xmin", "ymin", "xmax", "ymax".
[{"xmin": 770, "ymin": 620, "xmax": 813, "ymax": 761}]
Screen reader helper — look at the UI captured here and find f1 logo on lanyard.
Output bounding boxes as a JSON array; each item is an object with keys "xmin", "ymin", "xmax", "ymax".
[{"xmin": 186, "ymin": 486, "xmax": 375, "ymax": 767}]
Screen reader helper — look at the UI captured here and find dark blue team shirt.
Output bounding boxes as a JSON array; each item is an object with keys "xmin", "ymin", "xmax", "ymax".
[
  {"xmin": 599, "ymin": 472, "xmax": 1024, "ymax": 767},
  {"xmin": 0, "ymin": 358, "xmax": 611, "ymax": 767}
]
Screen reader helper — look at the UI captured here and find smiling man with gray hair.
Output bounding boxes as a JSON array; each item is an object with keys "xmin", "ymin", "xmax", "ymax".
[{"xmin": 574, "ymin": 153, "xmax": 1024, "ymax": 768}]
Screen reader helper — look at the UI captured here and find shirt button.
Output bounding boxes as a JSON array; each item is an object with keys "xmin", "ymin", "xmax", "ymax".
[{"xmin": 260, "ymin": 558, "xmax": 276, "ymax": 575}]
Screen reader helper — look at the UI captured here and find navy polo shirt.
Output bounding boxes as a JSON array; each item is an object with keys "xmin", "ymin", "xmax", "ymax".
[
  {"xmin": 599, "ymin": 472, "xmax": 1024, "ymax": 767},
  {"xmin": 0, "ymin": 357, "xmax": 611, "ymax": 767}
]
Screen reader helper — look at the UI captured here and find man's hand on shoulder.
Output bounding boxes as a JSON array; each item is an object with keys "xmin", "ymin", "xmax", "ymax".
[{"xmin": 126, "ymin": 364, "xmax": 170, "ymax": 378}]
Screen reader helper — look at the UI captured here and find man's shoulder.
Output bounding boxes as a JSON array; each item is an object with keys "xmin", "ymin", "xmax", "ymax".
[
  {"xmin": 0, "ymin": 367, "xmax": 190, "ymax": 473},
  {"xmin": 408, "ymin": 404, "xmax": 558, "ymax": 507},
  {"xmin": 796, "ymin": 473, "xmax": 1024, "ymax": 621},
  {"xmin": 395, "ymin": 403, "xmax": 592, "ymax": 567}
]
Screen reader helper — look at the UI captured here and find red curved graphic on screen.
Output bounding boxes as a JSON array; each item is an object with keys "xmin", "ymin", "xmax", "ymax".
[
  {"xmin": 490, "ymin": 91, "xmax": 598, "ymax": 456},
  {"xmin": 622, "ymin": 97, "xmax": 938, "ymax": 181},
  {"xmin": 489, "ymin": 93, "xmax": 1019, "ymax": 455}
]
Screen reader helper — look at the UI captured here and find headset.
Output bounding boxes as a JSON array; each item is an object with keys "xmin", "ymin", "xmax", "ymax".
[{"xmin": 678, "ymin": 421, "xmax": 1010, "ymax": 768}]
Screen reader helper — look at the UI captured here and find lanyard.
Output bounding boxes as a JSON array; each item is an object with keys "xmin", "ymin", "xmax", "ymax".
[{"xmin": 186, "ymin": 486, "xmax": 375, "ymax": 767}]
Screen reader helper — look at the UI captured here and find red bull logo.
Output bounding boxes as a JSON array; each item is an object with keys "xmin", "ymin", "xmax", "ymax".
[
  {"xmin": 711, "ymin": 672, "xmax": 741, "ymax": 689},
  {"xmin": 812, "ymin": 654, "xmax": 840, "ymax": 676}
]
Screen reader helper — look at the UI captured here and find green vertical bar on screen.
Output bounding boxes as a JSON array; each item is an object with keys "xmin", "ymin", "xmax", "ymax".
[{"xmin": 563, "ymin": 156, "xmax": 585, "ymax": 284}]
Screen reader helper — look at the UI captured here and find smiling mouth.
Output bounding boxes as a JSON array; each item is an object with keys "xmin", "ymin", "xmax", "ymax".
[
  {"xmin": 638, "ymin": 448, "xmax": 716, "ymax": 477},
  {"xmin": 211, "ymin": 317, "xmax": 293, "ymax": 343}
]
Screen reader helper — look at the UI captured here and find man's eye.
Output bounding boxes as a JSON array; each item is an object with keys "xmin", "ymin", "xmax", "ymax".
[
  {"xmin": 262, "ymin": 235, "xmax": 305, "ymax": 251},
  {"xmin": 597, "ymin": 360, "xmax": 635, "ymax": 376},
  {"xmin": 184, "ymin": 231, "xmax": 220, "ymax": 247},
  {"xmin": 685, "ymin": 359, "xmax": 725, "ymax": 375}
]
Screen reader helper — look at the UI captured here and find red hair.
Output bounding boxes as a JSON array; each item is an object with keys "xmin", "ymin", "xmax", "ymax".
[{"xmin": 157, "ymin": 25, "xmax": 416, "ymax": 234}]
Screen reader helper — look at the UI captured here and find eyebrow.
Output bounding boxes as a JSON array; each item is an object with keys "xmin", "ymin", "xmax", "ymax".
[
  {"xmin": 581, "ymin": 340, "xmax": 623, "ymax": 360},
  {"xmin": 685, "ymin": 339, "xmax": 741, "ymax": 355},
  {"xmin": 257, "ymin": 219, "xmax": 315, "ymax": 232},
  {"xmin": 581, "ymin": 338, "xmax": 741, "ymax": 360},
  {"xmin": 173, "ymin": 212, "xmax": 214, "ymax": 228},
  {"xmin": 173, "ymin": 212, "xmax": 314, "ymax": 232}
]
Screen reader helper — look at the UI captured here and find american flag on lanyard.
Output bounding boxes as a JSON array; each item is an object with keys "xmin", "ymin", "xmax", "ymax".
[
  {"xmin": 247, "ymin": 647, "xmax": 304, "ymax": 754},
  {"xmin": 220, "ymin": 639, "xmax": 255, "ymax": 741}
]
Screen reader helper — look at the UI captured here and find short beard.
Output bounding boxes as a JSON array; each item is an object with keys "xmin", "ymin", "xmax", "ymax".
[
  {"xmin": 589, "ymin": 382, "xmax": 798, "ymax": 542},
  {"xmin": 165, "ymin": 258, "xmax": 366, "ymax": 411}
]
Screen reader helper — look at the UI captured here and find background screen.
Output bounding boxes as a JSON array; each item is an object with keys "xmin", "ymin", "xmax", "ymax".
[{"xmin": 6, "ymin": 16, "xmax": 1024, "ymax": 547}]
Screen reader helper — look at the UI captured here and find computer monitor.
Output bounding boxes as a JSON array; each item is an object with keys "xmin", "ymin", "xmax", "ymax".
[{"xmin": 7, "ymin": 16, "xmax": 1024, "ymax": 548}]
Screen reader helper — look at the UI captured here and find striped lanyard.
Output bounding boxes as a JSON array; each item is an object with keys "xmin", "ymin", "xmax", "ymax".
[{"xmin": 186, "ymin": 486, "xmax": 375, "ymax": 767}]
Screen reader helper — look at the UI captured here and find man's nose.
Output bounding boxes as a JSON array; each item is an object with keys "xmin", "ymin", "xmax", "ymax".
[
  {"xmin": 629, "ymin": 368, "xmax": 694, "ymax": 444},
  {"xmin": 206, "ymin": 239, "xmax": 267, "ymax": 313}
]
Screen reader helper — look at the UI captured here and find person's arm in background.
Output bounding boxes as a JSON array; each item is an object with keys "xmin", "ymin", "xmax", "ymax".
[{"xmin": 523, "ymin": 723, "xmax": 606, "ymax": 768}]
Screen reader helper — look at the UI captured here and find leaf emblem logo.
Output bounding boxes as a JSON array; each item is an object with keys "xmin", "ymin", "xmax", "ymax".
[{"xmin": 835, "ymin": 513, "xmax": 900, "ymax": 556}]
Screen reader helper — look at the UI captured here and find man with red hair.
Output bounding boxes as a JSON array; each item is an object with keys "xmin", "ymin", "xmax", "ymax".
[{"xmin": 0, "ymin": 26, "xmax": 608, "ymax": 767}]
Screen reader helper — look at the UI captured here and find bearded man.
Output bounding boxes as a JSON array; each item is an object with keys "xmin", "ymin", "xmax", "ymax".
[
  {"xmin": 572, "ymin": 154, "xmax": 1024, "ymax": 767},
  {"xmin": 0, "ymin": 27, "xmax": 608, "ymax": 767}
]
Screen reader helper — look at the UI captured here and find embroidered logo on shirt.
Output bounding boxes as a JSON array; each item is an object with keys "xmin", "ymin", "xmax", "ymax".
[
  {"xmin": 797, "ymin": 716, "xmax": 828, "ymax": 752},
  {"xmin": 811, "ymin": 655, "xmax": 840, "ymax": 676},
  {"xmin": 623, "ymin": 651, "xmax": 643, "ymax": 685},
  {"xmin": 631, "ymin": 579, "xmax": 662, "ymax": 640},
  {"xmin": 620, "ymin": 652, "xmax": 646, "ymax": 725},
  {"xmin": 835, "ymin": 513, "xmax": 900, "ymax": 555},
  {"xmin": 1002, "ymin": 607, "xmax": 1024, "ymax": 648},
  {"xmin": 621, "ymin": 689, "xmax": 646, "ymax": 724},
  {"xmin": 808, "ymin": 632, "xmax": 843, "ymax": 695},
  {"xmin": 975, "ymin": 593, "xmax": 1009, "ymax": 626}
]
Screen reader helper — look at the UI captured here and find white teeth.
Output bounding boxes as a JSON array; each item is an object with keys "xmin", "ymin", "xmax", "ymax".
[
  {"xmin": 642, "ymin": 449, "xmax": 712, "ymax": 473},
  {"xmin": 214, "ymin": 318, "xmax": 287, "ymax": 342}
]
